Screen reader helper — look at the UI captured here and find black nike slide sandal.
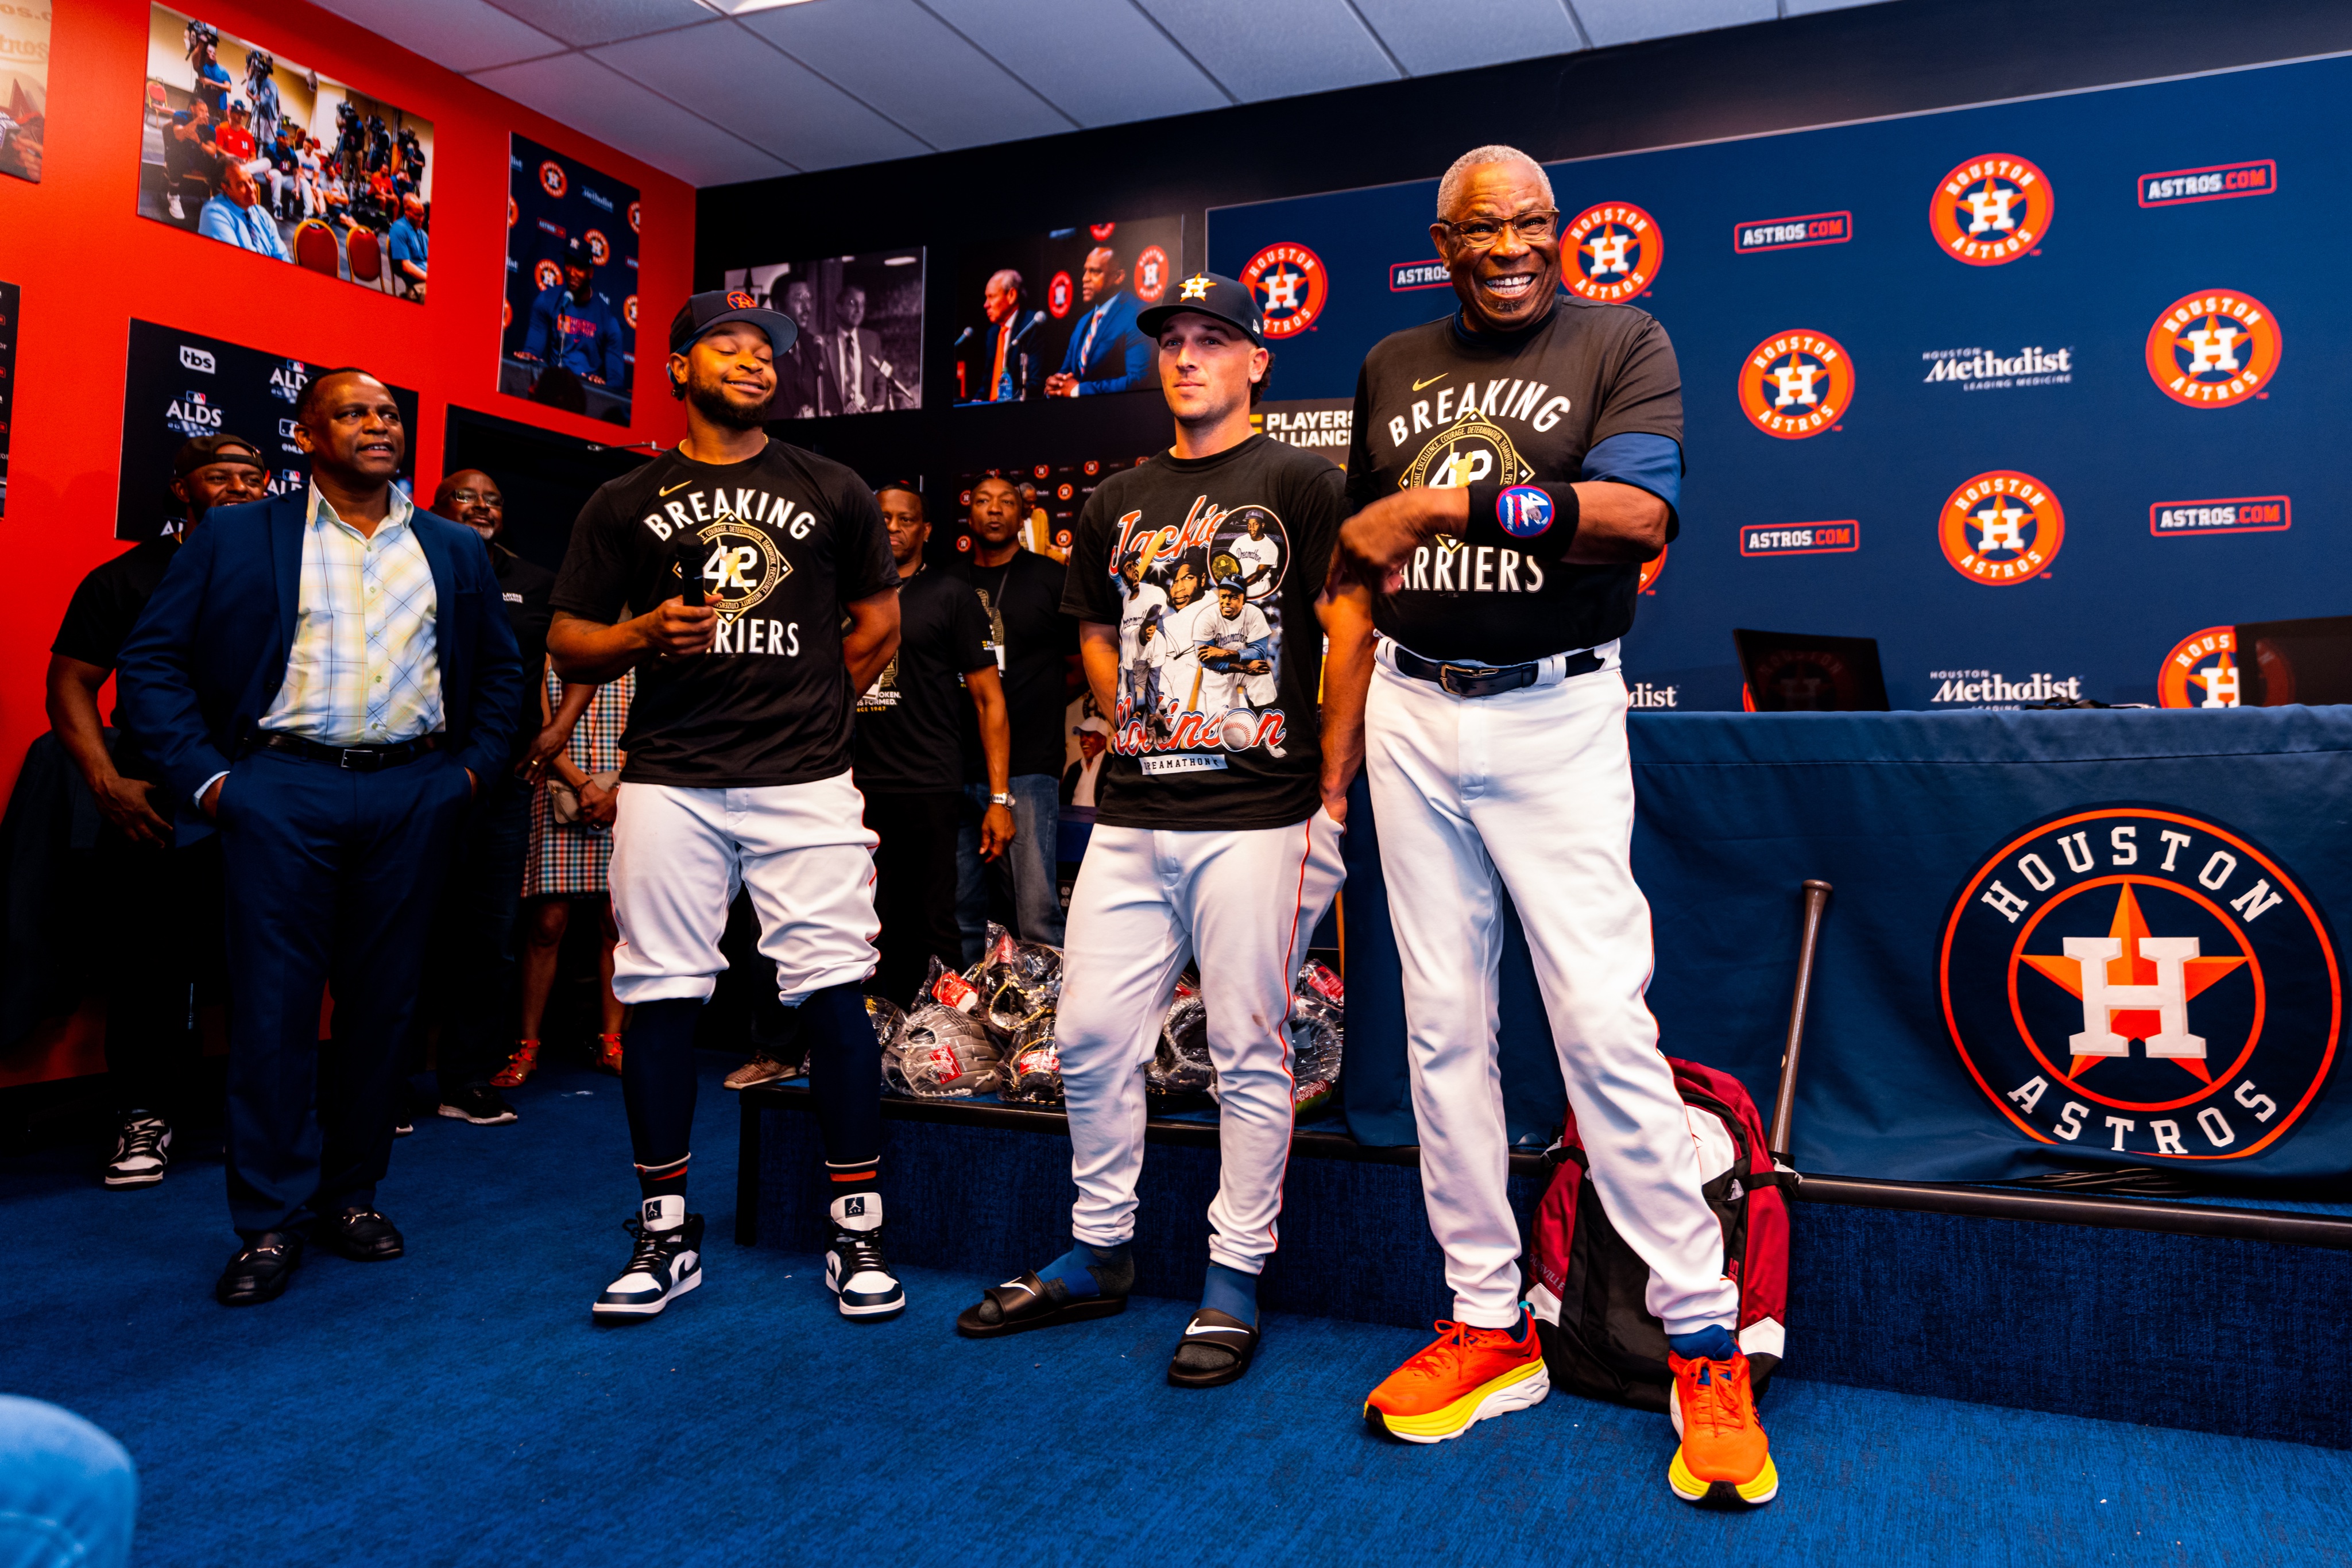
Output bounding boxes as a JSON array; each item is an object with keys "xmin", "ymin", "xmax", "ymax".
[
  {"xmin": 954, "ymin": 1270, "xmax": 1128, "ymax": 1339},
  {"xmin": 1167, "ymin": 1307, "xmax": 1259, "ymax": 1388}
]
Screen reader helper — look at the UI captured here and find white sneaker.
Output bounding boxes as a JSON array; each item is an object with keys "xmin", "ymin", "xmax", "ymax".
[
  {"xmin": 167, "ymin": 193, "xmax": 185, "ymax": 220},
  {"xmin": 105, "ymin": 1113, "xmax": 172, "ymax": 1188},
  {"xmin": 593, "ymin": 1196, "xmax": 703, "ymax": 1321},
  {"xmin": 825, "ymin": 1191, "xmax": 905, "ymax": 1320}
]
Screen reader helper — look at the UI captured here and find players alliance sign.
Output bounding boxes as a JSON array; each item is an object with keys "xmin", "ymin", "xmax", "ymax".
[{"xmin": 1940, "ymin": 806, "xmax": 2339, "ymax": 1163}]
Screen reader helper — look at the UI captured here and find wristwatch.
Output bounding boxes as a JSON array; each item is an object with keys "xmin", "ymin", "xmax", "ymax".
[{"xmin": 989, "ymin": 792, "xmax": 1013, "ymax": 807}]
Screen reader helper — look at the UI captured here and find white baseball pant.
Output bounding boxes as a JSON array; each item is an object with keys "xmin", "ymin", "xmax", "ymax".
[
  {"xmin": 608, "ymin": 773, "xmax": 879, "ymax": 1005},
  {"xmin": 1366, "ymin": 640, "xmax": 1740, "ymax": 1335},
  {"xmin": 1058, "ymin": 811, "xmax": 1346, "ymax": 1274}
]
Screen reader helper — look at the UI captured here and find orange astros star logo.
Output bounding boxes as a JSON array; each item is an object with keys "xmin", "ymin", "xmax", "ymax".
[
  {"xmin": 1929, "ymin": 153, "xmax": 2052, "ymax": 265},
  {"xmin": 1938, "ymin": 469, "xmax": 2063, "ymax": 584},
  {"xmin": 1562, "ymin": 202, "xmax": 1662, "ymax": 301},
  {"xmin": 1738, "ymin": 330, "xmax": 1854, "ymax": 440},
  {"xmin": 2144, "ymin": 289, "xmax": 2282, "ymax": 408}
]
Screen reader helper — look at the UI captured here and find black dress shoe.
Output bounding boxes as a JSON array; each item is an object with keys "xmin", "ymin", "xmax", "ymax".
[
  {"xmin": 216, "ymin": 1230, "xmax": 304, "ymax": 1306},
  {"xmin": 320, "ymin": 1207, "xmax": 405, "ymax": 1261}
]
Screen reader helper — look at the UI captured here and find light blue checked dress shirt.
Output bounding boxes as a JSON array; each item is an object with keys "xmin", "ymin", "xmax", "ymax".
[{"xmin": 258, "ymin": 482, "xmax": 444, "ymax": 745}]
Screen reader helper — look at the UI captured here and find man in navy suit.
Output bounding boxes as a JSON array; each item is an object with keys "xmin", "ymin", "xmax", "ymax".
[
  {"xmin": 119, "ymin": 368, "xmax": 524, "ymax": 1306},
  {"xmin": 1045, "ymin": 246, "xmax": 1152, "ymax": 398}
]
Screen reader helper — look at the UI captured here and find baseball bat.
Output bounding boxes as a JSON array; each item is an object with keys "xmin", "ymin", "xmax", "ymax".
[
  {"xmin": 675, "ymin": 538, "xmax": 705, "ymax": 606},
  {"xmin": 1767, "ymin": 878, "xmax": 1833, "ymax": 1166}
]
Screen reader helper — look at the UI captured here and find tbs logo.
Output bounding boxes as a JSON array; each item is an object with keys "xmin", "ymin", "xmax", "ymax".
[{"xmin": 179, "ymin": 346, "xmax": 216, "ymax": 374}]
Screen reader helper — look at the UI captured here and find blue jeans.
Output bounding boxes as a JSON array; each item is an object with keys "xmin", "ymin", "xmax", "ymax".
[
  {"xmin": 957, "ymin": 775, "xmax": 1064, "ymax": 957},
  {"xmin": 0, "ymin": 1397, "xmax": 136, "ymax": 1568}
]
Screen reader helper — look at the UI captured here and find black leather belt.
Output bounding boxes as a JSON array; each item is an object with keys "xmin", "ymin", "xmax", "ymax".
[
  {"xmin": 249, "ymin": 731, "xmax": 442, "ymax": 771},
  {"xmin": 1390, "ymin": 644, "xmax": 1604, "ymax": 698}
]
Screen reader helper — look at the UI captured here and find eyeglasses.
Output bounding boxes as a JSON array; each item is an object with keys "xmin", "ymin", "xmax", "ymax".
[
  {"xmin": 1442, "ymin": 208, "xmax": 1560, "ymax": 249},
  {"xmin": 446, "ymin": 489, "xmax": 500, "ymax": 506}
]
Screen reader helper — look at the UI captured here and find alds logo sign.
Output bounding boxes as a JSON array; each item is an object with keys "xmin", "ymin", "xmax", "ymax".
[
  {"xmin": 1943, "ymin": 806, "xmax": 2338, "ymax": 1161},
  {"xmin": 2158, "ymin": 627, "xmax": 2240, "ymax": 708},
  {"xmin": 1738, "ymin": 330, "xmax": 1853, "ymax": 439},
  {"xmin": 1938, "ymin": 470, "xmax": 2063, "ymax": 583},
  {"xmin": 1929, "ymin": 154, "xmax": 2052, "ymax": 265},
  {"xmin": 2145, "ymin": 290, "xmax": 2281, "ymax": 406},
  {"xmin": 1564, "ymin": 203, "xmax": 1661, "ymax": 301}
]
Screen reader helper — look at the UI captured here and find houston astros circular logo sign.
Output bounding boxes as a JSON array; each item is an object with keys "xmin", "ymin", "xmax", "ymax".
[
  {"xmin": 538, "ymin": 161, "xmax": 566, "ymax": 199},
  {"xmin": 1942, "ymin": 806, "xmax": 2338, "ymax": 1161},
  {"xmin": 1639, "ymin": 543, "xmax": 1666, "ymax": 594},
  {"xmin": 1564, "ymin": 202, "xmax": 1661, "ymax": 301},
  {"xmin": 1939, "ymin": 470, "xmax": 2063, "ymax": 584},
  {"xmin": 2158, "ymin": 627, "xmax": 2241, "ymax": 708},
  {"xmin": 1738, "ymin": 330, "xmax": 1854, "ymax": 439},
  {"xmin": 1241, "ymin": 243, "xmax": 1325, "ymax": 337},
  {"xmin": 1134, "ymin": 245, "xmax": 1171, "ymax": 305},
  {"xmin": 1929, "ymin": 154, "xmax": 2052, "ymax": 265},
  {"xmin": 2145, "ymin": 290, "xmax": 2281, "ymax": 406}
]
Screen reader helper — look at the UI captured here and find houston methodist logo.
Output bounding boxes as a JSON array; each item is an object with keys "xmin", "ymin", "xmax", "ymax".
[
  {"xmin": 1929, "ymin": 154, "xmax": 2052, "ymax": 265},
  {"xmin": 1941, "ymin": 806, "xmax": 2338, "ymax": 1162},
  {"xmin": 1738, "ymin": 330, "xmax": 1853, "ymax": 439},
  {"xmin": 1240, "ymin": 243, "xmax": 1325, "ymax": 337},
  {"xmin": 537, "ymin": 161, "xmax": 567, "ymax": 199},
  {"xmin": 2145, "ymin": 291, "xmax": 2281, "ymax": 407},
  {"xmin": 2158, "ymin": 627, "xmax": 2240, "ymax": 708},
  {"xmin": 1939, "ymin": 470, "xmax": 2063, "ymax": 583},
  {"xmin": 1564, "ymin": 203, "xmax": 1661, "ymax": 301}
]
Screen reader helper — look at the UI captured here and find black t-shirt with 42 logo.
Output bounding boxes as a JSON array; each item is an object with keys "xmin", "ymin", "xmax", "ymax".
[{"xmin": 551, "ymin": 439, "xmax": 899, "ymax": 787}]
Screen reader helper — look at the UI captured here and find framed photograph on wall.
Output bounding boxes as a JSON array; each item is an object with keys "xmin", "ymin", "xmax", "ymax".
[
  {"xmin": 499, "ymin": 134, "xmax": 640, "ymax": 426},
  {"xmin": 137, "ymin": 7, "xmax": 436, "ymax": 299},
  {"xmin": 954, "ymin": 218, "xmax": 1181, "ymax": 406},
  {"xmin": 721, "ymin": 250, "xmax": 923, "ymax": 417},
  {"xmin": 0, "ymin": 2, "xmax": 49, "ymax": 182}
]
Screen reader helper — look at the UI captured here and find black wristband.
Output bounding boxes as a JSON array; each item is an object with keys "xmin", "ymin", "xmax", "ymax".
[{"xmin": 1461, "ymin": 480, "xmax": 1580, "ymax": 559}]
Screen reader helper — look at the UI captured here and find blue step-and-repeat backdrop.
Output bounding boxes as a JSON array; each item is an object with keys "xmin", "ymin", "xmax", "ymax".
[{"xmin": 1209, "ymin": 56, "xmax": 2352, "ymax": 712}]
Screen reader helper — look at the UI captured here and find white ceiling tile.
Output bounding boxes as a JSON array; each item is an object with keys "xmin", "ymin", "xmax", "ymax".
[
  {"xmin": 1781, "ymin": 0, "xmax": 1895, "ymax": 14},
  {"xmin": 1134, "ymin": 0, "xmax": 1400, "ymax": 102},
  {"xmin": 1353, "ymin": 0, "xmax": 1583, "ymax": 75},
  {"xmin": 740, "ymin": 0, "xmax": 1073, "ymax": 149},
  {"xmin": 591, "ymin": 21, "xmax": 932, "ymax": 169},
  {"xmin": 921, "ymin": 0, "xmax": 1232, "ymax": 125},
  {"xmin": 311, "ymin": 0, "xmax": 567, "ymax": 72},
  {"xmin": 1572, "ymin": 0, "xmax": 1776, "ymax": 48},
  {"xmin": 482, "ymin": 0, "xmax": 714, "ymax": 48},
  {"xmin": 469, "ymin": 53, "xmax": 794, "ymax": 184}
]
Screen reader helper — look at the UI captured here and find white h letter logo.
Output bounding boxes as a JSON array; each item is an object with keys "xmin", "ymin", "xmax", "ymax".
[
  {"xmin": 2062, "ymin": 935, "xmax": 2206, "ymax": 1058},
  {"xmin": 2183, "ymin": 320, "xmax": 2242, "ymax": 374},
  {"xmin": 1586, "ymin": 231, "xmax": 1632, "ymax": 276},
  {"xmin": 1966, "ymin": 181, "xmax": 2018, "ymax": 233},
  {"xmin": 1975, "ymin": 498, "xmax": 2027, "ymax": 552},
  {"xmin": 1770, "ymin": 357, "xmax": 1821, "ymax": 408}
]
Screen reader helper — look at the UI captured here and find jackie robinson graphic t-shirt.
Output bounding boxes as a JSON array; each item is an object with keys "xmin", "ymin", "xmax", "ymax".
[
  {"xmin": 1062, "ymin": 434, "xmax": 1344, "ymax": 831},
  {"xmin": 550, "ymin": 439, "xmax": 899, "ymax": 787},
  {"xmin": 1345, "ymin": 296, "xmax": 1685, "ymax": 665}
]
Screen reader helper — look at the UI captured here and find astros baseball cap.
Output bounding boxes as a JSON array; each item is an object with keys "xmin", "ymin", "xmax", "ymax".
[
  {"xmin": 668, "ymin": 289, "xmax": 799, "ymax": 357},
  {"xmin": 174, "ymin": 432, "xmax": 265, "ymax": 477},
  {"xmin": 1136, "ymin": 272, "xmax": 1264, "ymax": 344}
]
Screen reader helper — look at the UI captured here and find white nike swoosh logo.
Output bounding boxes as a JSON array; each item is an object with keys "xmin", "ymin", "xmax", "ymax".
[
  {"xmin": 659, "ymin": 481, "xmax": 691, "ymax": 496},
  {"xmin": 1185, "ymin": 1323, "xmax": 1250, "ymax": 1337},
  {"xmin": 1411, "ymin": 374, "xmax": 1448, "ymax": 391}
]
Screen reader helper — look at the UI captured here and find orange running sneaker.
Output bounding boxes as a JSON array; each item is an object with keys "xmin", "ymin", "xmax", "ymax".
[
  {"xmin": 490, "ymin": 1040, "xmax": 540, "ymax": 1089},
  {"xmin": 595, "ymin": 1033, "xmax": 625, "ymax": 1075},
  {"xmin": 1668, "ymin": 1349, "xmax": 1778, "ymax": 1506},
  {"xmin": 1363, "ymin": 1312, "xmax": 1550, "ymax": 1443}
]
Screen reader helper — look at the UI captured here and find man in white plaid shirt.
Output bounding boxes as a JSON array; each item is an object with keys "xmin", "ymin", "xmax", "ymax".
[{"xmin": 121, "ymin": 368, "xmax": 524, "ymax": 1307}]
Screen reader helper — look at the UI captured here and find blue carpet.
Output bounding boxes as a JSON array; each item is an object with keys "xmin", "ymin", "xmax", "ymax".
[{"xmin": 3, "ymin": 1057, "xmax": 2345, "ymax": 1567}]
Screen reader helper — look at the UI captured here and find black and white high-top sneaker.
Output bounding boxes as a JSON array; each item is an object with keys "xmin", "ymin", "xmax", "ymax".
[
  {"xmin": 105, "ymin": 1113, "xmax": 172, "ymax": 1189},
  {"xmin": 593, "ymin": 1196, "xmax": 703, "ymax": 1322},
  {"xmin": 825, "ymin": 1192, "xmax": 905, "ymax": 1320}
]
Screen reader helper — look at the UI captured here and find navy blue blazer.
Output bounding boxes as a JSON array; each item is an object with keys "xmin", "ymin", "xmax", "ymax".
[
  {"xmin": 117, "ymin": 491, "xmax": 526, "ymax": 810},
  {"xmin": 1055, "ymin": 289, "xmax": 1154, "ymax": 396}
]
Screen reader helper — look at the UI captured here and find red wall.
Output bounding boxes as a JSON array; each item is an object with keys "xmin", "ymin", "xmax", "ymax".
[{"xmin": 0, "ymin": 0, "xmax": 694, "ymax": 1083}]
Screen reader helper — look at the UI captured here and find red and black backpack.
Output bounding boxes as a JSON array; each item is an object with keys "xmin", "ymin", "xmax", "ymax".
[{"xmin": 1523, "ymin": 1058, "xmax": 1792, "ymax": 1412}]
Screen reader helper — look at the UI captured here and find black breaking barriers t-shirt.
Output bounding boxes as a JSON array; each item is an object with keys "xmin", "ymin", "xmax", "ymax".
[
  {"xmin": 1063, "ymin": 435, "xmax": 1344, "ymax": 831},
  {"xmin": 854, "ymin": 566, "xmax": 992, "ymax": 794},
  {"xmin": 52, "ymin": 534, "xmax": 187, "ymax": 784},
  {"xmin": 551, "ymin": 439, "xmax": 899, "ymax": 787},
  {"xmin": 1345, "ymin": 296, "xmax": 1684, "ymax": 665}
]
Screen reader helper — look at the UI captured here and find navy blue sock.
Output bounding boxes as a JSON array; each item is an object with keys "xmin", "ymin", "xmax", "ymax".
[
  {"xmin": 1201, "ymin": 1262, "xmax": 1258, "ymax": 1325},
  {"xmin": 1037, "ymin": 1241, "xmax": 1131, "ymax": 1299},
  {"xmin": 621, "ymin": 998, "xmax": 703, "ymax": 1197},
  {"xmin": 1668, "ymin": 1325, "xmax": 1740, "ymax": 1362},
  {"xmin": 799, "ymin": 982, "xmax": 881, "ymax": 1167}
]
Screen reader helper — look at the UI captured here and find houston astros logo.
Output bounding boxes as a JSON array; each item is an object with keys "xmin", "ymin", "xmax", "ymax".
[
  {"xmin": 2158, "ymin": 627, "xmax": 2240, "ymax": 708},
  {"xmin": 2145, "ymin": 291, "xmax": 2281, "ymax": 406},
  {"xmin": 535, "ymin": 259, "xmax": 562, "ymax": 293},
  {"xmin": 1241, "ymin": 244, "xmax": 1326, "ymax": 338},
  {"xmin": 1047, "ymin": 271, "xmax": 1073, "ymax": 319},
  {"xmin": 1639, "ymin": 543, "xmax": 1666, "ymax": 594},
  {"xmin": 628, "ymin": 200, "xmax": 641, "ymax": 233},
  {"xmin": 1134, "ymin": 245, "xmax": 1171, "ymax": 304},
  {"xmin": 1942, "ymin": 806, "xmax": 2338, "ymax": 1161},
  {"xmin": 506, "ymin": 196, "xmax": 517, "ymax": 229},
  {"xmin": 1939, "ymin": 470, "xmax": 2063, "ymax": 584},
  {"xmin": 539, "ymin": 161, "xmax": 567, "ymax": 199},
  {"xmin": 1563, "ymin": 203, "xmax": 1661, "ymax": 301},
  {"xmin": 724, "ymin": 289, "xmax": 755, "ymax": 310},
  {"xmin": 624, "ymin": 295, "xmax": 639, "ymax": 330},
  {"xmin": 1738, "ymin": 330, "xmax": 1854, "ymax": 439},
  {"xmin": 1929, "ymin": 154, "xmax": 2052, "ymax": 265},
  {"xmin": 684, "ymin": 513, "xmax": 788, "ymax": 622},
  {"xmin": 587, "ymin": 231, "xmax": 612, "ymax": 267},
  {"xmin": 1402, "ymin": 411, "xmax": 1532, "ymax": 491}
]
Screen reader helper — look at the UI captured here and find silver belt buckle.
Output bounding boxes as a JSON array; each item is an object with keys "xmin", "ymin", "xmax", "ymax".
[{"xmin": 338, "ymin": 747, "xmax": 374, "ymax": 771}]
